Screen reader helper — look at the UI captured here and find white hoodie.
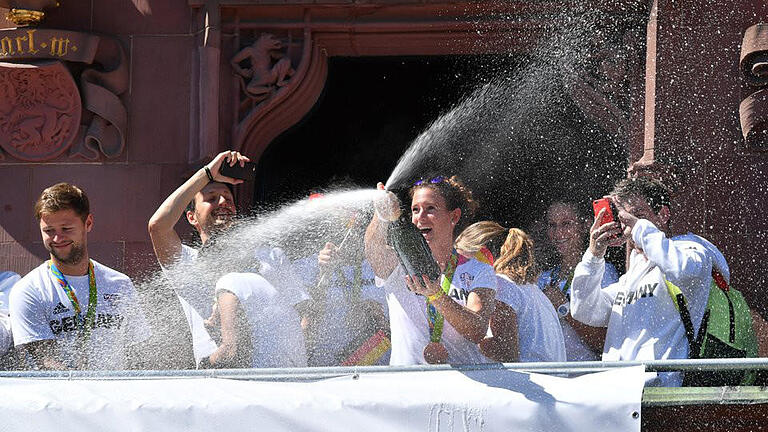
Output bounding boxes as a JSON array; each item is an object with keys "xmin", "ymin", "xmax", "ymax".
[{"xmin": 569, "ymin": 219, "xmax": 728, "ymax": 387}]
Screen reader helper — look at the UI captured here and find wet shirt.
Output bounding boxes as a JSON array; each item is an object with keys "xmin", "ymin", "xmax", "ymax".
[
  {"xmin": 496, "ymin": 275, "xmax": 566, "ymax": 362},
  {"xmin": 570, "ymin": 220, "xmax": 726, "ymax": 386},
  {"xmin": 538, "ymin": 263, "xmax": 619, "ymax": 361},
  {"xmin": 215, "ymin": 272, "xmax": 307, "ymax": 368},
  {"xmin": 9, "ymin": 260, "xmax": 151, "ymax": 370},
  {"xmin": 383, "ymin": 257, "xmax": 496, "ymax": 365}
]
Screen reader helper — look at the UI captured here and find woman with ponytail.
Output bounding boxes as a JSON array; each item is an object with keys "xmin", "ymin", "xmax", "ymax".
[{"xmin": 456, "ymin": 222, "xmax": 566, "ymax": 363}]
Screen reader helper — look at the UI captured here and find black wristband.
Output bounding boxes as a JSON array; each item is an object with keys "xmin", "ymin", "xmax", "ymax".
[{"xmin": 204, "ymin": 166, "xmax": 214, "ymax": 182}]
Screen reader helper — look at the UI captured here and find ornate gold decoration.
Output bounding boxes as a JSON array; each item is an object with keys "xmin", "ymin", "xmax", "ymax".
[{"xmin": 7, "ymin": 8, "xmax": 45, "ymax": 26}]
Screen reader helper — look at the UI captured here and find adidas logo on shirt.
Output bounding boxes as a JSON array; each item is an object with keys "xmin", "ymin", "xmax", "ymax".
[{"xmin": 52, "ymin": 302, "xmax": 69, "ymax": 315}]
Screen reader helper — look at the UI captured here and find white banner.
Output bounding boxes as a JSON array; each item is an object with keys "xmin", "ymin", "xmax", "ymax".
[{"xmin": 0, "ymin": 366, "xmax": 645, "ymax": 431}]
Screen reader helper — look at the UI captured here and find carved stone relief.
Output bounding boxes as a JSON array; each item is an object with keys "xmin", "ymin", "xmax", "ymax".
[
  {"xmin": 0, "ymin": 28, "xmax": 128, "ymax": 161},
  {"xmin": 0, "ymin": 61, "xmax": 81, "ymax": 161},
  {"xmin": 230, "ymin": 29, "xmax": 328, "ymax": 160},
  {"xmin": 232, "ymin": 33, "xmax": 295, "ymax": 107}
]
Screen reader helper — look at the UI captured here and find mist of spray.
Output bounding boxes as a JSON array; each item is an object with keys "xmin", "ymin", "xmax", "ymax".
[{"xmin": 94, "ymin": 7, "xmax": 640, "ymax": 370}]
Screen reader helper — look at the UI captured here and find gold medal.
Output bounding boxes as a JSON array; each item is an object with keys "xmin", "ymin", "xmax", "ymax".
[{"xmin": 423, "ymin": 341, "xmax": 449, "ymax": 364}]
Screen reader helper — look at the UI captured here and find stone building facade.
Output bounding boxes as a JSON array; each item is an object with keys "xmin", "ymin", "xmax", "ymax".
[{"xmin": 0, "ymin": 0, "xmax": 767, "ymax": 320}]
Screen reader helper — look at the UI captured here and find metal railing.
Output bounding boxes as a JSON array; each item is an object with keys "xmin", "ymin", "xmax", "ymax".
[{"xmin": 1, "ymin": 357, "xmax": 768, "ymax": 381}]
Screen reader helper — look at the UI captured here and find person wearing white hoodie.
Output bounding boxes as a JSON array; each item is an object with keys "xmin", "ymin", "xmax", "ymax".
[{"xmin": 569, "ymin": 177, "xmax": 729, "ymax": 387}]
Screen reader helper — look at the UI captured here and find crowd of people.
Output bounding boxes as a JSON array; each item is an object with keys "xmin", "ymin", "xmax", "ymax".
[{"xmin": 0, "ymin": 149, "xmax": 746, "ymax": 386}]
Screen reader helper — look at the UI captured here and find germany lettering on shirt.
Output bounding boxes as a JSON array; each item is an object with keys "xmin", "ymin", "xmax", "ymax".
[
  {"xmin": 49, "ymin": 313, "xmax": 125, "ymax": 335},
  {"xmin": 613, "ymin": 282, "xmax": 659, "ymax": 307}
]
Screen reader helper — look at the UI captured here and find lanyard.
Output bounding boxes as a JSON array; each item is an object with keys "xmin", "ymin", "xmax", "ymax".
[
  {"xmin": 49, "ymin": 260, "xmax": 98, "ymax": 334},
  {"xmin": 425, "ymin": 247, "xmax": 494, "ymax": 343},
  {"xmin": 426, "ymin": 250, "xmax": 460, "ymax": 343},
  {"xmin": 549, "ymin": 265, "xmax": 574, "ymax": 300}
]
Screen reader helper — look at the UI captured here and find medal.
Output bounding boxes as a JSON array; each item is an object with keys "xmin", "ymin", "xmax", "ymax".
[
  {"xmin": 423, "ymin": 250, "xmax": 460, "ymax": 363},
  {"xmin": 423, "ymin": 341, "xmax": 449, "ymax": 364}
]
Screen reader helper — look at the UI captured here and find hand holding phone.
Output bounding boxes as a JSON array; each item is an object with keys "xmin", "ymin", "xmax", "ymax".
[
  {"xmin": 219, "ymin": 157, "xmax": 257, "ymax": 182},
  {"xmin": 592, "ymin": 198, "xmax": 618, "ymax": 227}
]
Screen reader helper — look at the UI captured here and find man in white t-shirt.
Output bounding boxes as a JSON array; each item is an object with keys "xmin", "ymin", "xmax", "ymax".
[
  {"xmin": 570, "ymin": 177, "xmax": 727, "ymax": 386},
  {"xmin": 148, "ymin": 150, "xmax": 250, "ymax": 365},
  {"xmin": 148, "ymin": 150, "xmax": 308, "ymax": 366},
  {"xmin": 10, "ymin": 183, "xmax": 150, "ymax": 370}
]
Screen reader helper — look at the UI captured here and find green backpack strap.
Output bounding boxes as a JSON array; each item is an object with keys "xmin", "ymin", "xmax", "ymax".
[{"xmin": 665, "ymin": 279, "xmax": 700, "ymax": 358}]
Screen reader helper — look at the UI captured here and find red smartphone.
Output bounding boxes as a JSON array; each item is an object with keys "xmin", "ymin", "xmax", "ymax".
[{"xmin": 592, "ymin": 198, "xmax": 617, "ymax": 226}]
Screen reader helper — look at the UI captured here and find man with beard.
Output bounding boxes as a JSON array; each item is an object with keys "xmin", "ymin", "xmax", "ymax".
[
  {"xmin": 149, "ymin": 150, "xmax": 248, "ymax": 365},
  {"xmin": 149, "ymin": 150, "xmax": 308, "ymax": 367},
  {"xmin": 10, "ymin": 183, "xmax": 151, "ymax": 370}
]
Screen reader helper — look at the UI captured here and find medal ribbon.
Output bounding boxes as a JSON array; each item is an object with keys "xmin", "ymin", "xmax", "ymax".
[
  {"xmin": 49, "ymin": 260, "xmax": 98, "ymax": 335},
  {"xmin": 549, "ymin": 265, "xmax": 574, "ymax": 300},
  {"xmin": 426, "ymin": 250, "xmax": 461, "ymax": 343}
]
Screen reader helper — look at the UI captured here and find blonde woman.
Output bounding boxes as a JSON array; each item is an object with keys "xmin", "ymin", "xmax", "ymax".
[{"xmin": 457, "ymin": 222, "xmax": 566, "ymax": 362}]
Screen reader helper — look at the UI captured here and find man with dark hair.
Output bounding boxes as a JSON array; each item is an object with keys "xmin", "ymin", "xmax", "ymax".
[
  {"xmin": 149, "ymin": 151, "xmax": 308, "ymax": 367},
  {"xmin": 569, "ymin": 177, "xmax": 729, "ymax": 386},
  {"xmin": 10, "ymin": 183, "xmax": 151, "ymax": 370},
  {"xmin": 148, "ymin": 151, "xmax": 249, "ymax": 365}
]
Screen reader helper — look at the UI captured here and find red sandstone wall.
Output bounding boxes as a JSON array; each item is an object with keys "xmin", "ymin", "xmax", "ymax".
[
  {"xmin": 2, "ymin": 0, "xmax": 767, "ymax": 311},
  {"xmin": 0, "ymin": 1, "xmax": 198, "ymax": 280},
  {"xmin": 648, "ymin": 0, "xmax": 768, "ymax": 314}
]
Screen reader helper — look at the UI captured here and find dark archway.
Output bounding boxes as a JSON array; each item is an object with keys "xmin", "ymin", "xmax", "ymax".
[
  {"xmin": 254, "ymin": 54, "xmax": 626, "ymax": 221},
  {"xmin": 254, "ymin": 55, "xmax": 510, "ymax": 203}
]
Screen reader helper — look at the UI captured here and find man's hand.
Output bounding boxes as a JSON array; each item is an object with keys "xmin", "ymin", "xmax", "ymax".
[
  {"xmin": 613, "ymin": 198, "xmax": 639, "ymax": 231},
  {"xmin": 318, "ymin": 242, "xmax": 337, "ymax": 269},
  {"xmin": 588, "ymin": 208, "xmax": 624, "ymax": 258},
  {"xmin": 373, "ymin": 182, "xmax": 401, "ymax": 222},
  {"xmin": 206, "ymin": 151, "xmax": 251, "ymax": 185}
]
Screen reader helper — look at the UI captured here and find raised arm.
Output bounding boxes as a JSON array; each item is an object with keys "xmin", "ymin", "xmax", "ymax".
[
  {"xmin": 364, "ymin": 183, "xmax": 400, "ymax": 279},
  {"xmin": 570, "ymin": 209, "xmax": 623, "ymax": 326},
  {"xmin": 630, "ymin": 220, "xmax": 708, "ymax": 284},
  {"xmin": 148, "ymin": 150, "xmax": 248, "ymax": 267}
]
